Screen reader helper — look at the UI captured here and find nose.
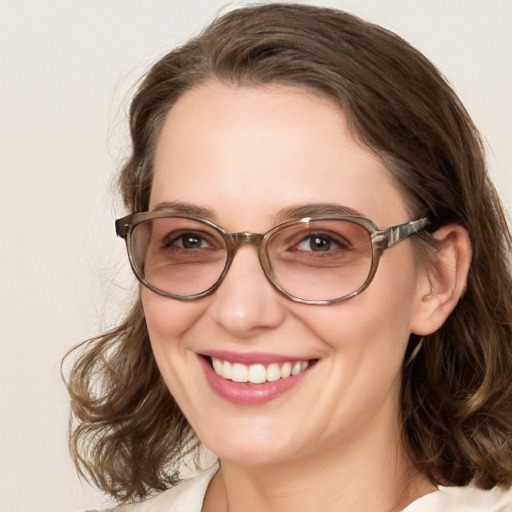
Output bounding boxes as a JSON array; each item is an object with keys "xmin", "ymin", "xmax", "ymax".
[{"xmin": 206, "ymin": 245, "xmax": 286, "ymax": 339}]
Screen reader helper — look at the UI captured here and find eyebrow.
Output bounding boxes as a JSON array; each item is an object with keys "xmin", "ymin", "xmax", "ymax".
[
  {"xmin": 151, "ymin": 201, "xmax": 366, "ymax": 225},
  {"xmin": 274, "ymin": 203, "xmax": 365, "ymax": 223},
  {"xmin": 152, "ymin": 201, "xmax": 216, "ymax": 219}
]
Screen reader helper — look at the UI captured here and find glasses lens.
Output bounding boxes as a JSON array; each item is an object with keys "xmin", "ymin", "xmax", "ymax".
[
  {"xmin": 130, "ymin": 217, "xmax": 228, "ymax": 297},
  {"xmin": 267, "ymin": 219, "xmax": 373, "ymax": 301}
]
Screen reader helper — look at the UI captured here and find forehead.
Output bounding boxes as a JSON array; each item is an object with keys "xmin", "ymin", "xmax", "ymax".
[{"xmin": 151, "ymin": 81, "xmax": 408, "ymax": 228}]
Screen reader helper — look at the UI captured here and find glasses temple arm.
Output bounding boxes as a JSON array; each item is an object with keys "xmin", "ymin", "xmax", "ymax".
[
  {"xmin": 386, "ymin": 217, "xmax": 429, "ymax": 247},
  {"xmin": 115, "ymin": 218, "xmax": 130, "ymax": 238}
]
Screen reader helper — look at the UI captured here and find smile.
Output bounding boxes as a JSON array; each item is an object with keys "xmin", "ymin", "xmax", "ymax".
[
  {"xmin": 211, "ymin": 358, "xmax": 310, "ymax": 384},
  {"xmin": 199, "ymin": 353, "xmax": 317, "ymax": 405}
]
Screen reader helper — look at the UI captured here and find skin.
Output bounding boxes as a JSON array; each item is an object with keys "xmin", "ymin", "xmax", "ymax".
[{"xmin": 143, "ymin": 81, "xmax": 470, "ymax": 511}]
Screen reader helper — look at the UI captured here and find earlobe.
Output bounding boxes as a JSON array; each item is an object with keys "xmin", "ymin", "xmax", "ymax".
[{"xmin": 411, "ymin": 224, "xmax": 472, "ymax": 336}]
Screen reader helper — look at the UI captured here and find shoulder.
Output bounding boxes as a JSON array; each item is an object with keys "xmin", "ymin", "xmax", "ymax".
[
  {"xmin": 403, "ymin": 485, "xmax": 512, "ymax": 511},
  {"xmin": 96, "ymin": 464, "xmax": 218, "ymax": 512}
]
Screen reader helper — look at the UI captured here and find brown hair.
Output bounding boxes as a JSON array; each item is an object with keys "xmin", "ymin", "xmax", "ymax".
[{"xmin": 65, "ymin": 3, "xmax": 512, "ymax": 502}]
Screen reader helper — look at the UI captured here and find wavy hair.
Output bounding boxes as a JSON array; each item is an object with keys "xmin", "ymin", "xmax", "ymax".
[{"xmin": 65, "ymin": 3, "xmax": 512, "ymax": 502}]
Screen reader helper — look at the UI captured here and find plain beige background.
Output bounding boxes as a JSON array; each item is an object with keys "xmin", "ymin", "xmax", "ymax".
[{"xmin": 1, "ymin": 1, "xmax": 511, "ymax": 511}]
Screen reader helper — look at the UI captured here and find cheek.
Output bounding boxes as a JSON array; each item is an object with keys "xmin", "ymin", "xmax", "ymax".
[
  {"xmin": 141, "ymin": 290, "xmax": 207, "ymax": 386},
  {"xmin": 302, "ymin": 249, "xmax": 421, "ymax": 360},
  {"xmin": 142, "ymin": 289, "xmax": 202, "ymax": 341},
  {"xmin": 141, "ymin": 290, "xmax": 209, "ymax": 412}
]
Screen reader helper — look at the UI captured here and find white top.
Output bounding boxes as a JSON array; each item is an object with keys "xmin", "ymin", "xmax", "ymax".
[{"xmin": 100, "ymin": 465, "xmax": 512, "ymax": 511}]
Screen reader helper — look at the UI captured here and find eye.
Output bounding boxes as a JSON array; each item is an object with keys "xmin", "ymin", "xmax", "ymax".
[
  {"xmin": 174, "ymin": 232, "xmax": 207, "ymax": 249},
  {"xmin": 294, "ymin": 232, "xmax": 349, "ymax": 253},
  {"xmin": 297, "ymin": 234, "xmax": 334, "ymax": 252},
  {"xmin": 162, "ymin": 230, "xmax": 215, "ymax": 250}
]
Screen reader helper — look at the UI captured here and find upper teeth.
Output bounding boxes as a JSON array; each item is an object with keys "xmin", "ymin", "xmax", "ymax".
[{"xmin": 211, "ymin": 358, "xmax": 310, "ymax": 384}]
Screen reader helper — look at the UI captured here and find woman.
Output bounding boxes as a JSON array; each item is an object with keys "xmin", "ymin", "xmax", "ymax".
[{"xmin": 67, "ymin": 4, "xmax": 512, "ymax": 511}]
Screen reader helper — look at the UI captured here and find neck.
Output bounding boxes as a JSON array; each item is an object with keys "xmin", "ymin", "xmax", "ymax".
[{"xmin": 203, "ymin": 416, "xmax": 435, "ymax": 512}]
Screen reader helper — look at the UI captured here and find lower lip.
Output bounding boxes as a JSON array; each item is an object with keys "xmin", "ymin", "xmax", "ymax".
[{"xmin": 199, "ymin": 356, "xmax": 313, "ymax": 406}]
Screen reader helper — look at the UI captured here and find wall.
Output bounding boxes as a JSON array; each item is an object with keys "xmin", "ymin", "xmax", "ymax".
[{"xmin": 1, "ymin": 1, "xmax": 510, "ymax": 510}]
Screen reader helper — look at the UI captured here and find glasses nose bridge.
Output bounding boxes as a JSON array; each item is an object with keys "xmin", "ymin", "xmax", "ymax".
[
  {"xmin": 230, "ymin": 231, "xmax": 264, "ymax": 250},
  {"xmin": 222, "ymin": 231, "xmax": 269, "ymax": 286}
]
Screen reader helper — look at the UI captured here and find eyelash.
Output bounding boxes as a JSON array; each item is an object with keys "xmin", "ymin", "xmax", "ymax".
[
  {"xmin": 162, "ymin": 231, "xmax": 214, "ymax": 250},
  {"xmin": 288, "ymin": 232, "xmax": 352, "ymax": 254}
]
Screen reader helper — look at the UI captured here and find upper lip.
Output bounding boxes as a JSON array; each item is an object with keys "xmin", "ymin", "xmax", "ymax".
[{"xmin": 199, "ymin": 350, "xmax": 315, "ymax": 365}]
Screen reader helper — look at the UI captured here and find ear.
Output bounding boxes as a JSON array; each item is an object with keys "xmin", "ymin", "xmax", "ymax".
[{"xmin": 410, "ymin": 224, "xmax": 472, "ymax": 336}]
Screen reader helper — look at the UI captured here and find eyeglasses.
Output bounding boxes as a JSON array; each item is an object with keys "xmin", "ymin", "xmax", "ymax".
[{"xmin": 115, "ymin": 212, "xmax": 428, "ymax": 305}]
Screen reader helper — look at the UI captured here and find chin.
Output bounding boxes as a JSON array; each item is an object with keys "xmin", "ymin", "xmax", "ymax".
[{"xmin": 198, "ymin": 421, "xmax": 301, "ymax": 467}]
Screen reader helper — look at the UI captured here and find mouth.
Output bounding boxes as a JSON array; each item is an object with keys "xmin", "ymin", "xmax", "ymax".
[
  {"xmin": 199, "ymin": 353, "xmax": 318, "ymax": 405},
  {"xmin": 205, "ymin": 356, "xmax": 317, "ymax": 384}
]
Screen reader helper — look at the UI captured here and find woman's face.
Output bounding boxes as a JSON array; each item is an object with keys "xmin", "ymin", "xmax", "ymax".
[{"xmin": 143, "ymin": 81, "xmax": 429, "ymax": 466}]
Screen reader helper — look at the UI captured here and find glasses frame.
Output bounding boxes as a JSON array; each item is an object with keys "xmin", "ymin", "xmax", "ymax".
[{"xmin": 116, "ymin": 212, "xmax": 428, "ymax": 305}]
